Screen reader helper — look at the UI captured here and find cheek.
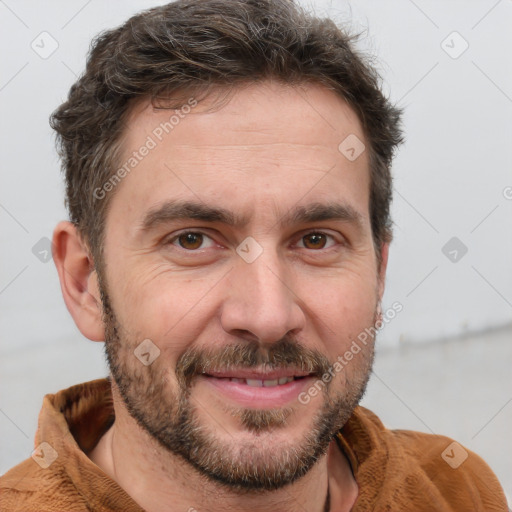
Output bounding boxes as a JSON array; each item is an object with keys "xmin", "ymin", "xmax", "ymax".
[
  {"xmin": 109, "ymin": 266, "xmax": 223, "ymax": 354},
  {"xmin": 305, "ymin": 272, "xmax": 378, "ymax": 359}
]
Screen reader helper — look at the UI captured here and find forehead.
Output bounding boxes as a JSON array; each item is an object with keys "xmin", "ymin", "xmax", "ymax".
[
  {"xmin": 125, "ymin": 81, "xmax": 363, "ymax": 145},
  {"xmin": 108, "ymin": 81, "xmax": 370, "ymax": 229}
]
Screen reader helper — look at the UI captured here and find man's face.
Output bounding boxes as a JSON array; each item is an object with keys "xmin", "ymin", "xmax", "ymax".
[{"xmin": 98, "ymin": 81, "xmax": 384, "ymax": 489}]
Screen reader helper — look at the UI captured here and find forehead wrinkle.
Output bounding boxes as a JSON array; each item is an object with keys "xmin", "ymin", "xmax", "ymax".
[{"xmin": 166, "ymin": 142, "xmax": 336, "ymax": 151}]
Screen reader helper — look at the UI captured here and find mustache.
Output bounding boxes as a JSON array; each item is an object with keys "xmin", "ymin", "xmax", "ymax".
[{"xmin": 175, "ymin": 338, "xmax": 332, "ymax": 388}]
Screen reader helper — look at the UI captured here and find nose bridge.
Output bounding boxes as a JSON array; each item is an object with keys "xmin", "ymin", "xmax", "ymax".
[
  {"xmin": 221, "ymin": 244, "xmax": 304, "ymax": 342},
  {"xmin": 245, "ymin": 251, "xmax": 288, "ymax": 308}
]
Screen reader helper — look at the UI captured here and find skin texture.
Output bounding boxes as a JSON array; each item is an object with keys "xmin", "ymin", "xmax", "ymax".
[{"xmin": 53, "ymin": 80, "xmax": 389, "ymax": 512}]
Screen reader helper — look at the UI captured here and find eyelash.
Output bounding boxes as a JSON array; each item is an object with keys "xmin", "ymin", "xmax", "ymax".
[{"xmin": 166, "ymin": 230, "xmax": 341, "ymax": 251}]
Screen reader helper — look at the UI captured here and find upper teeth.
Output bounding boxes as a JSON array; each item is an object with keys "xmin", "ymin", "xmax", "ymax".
[{"xmin": 228, "ymin": 376, "xmax": 295, "ymax": 387}]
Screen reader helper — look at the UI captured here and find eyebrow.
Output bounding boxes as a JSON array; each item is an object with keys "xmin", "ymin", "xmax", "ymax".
[{"xmin": 139, "ymin": 200, "xmax": 364, "ymax": 233}]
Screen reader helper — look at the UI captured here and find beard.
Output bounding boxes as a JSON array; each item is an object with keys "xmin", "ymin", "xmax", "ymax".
[{"xmin": 98, "ymin": 274, "xmax": 376, "ymax": 491}]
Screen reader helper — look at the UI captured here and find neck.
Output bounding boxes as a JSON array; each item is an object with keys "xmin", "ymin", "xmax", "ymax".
[{"xmin": 89, "ymin": 387, "xmax": 358, "ymax": 512}]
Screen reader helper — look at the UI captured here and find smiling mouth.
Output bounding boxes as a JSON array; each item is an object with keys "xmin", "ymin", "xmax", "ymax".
[
  {"xmin": 197, "ymin": 369, "xmax": 317, "ymax": 408},
  {"xmin": 201, "ymin": 367, "xmax": 315, "ymax": 387},
  {"xmin": 203, "ymin": 375, "xmax": 309, "ymax": 387}
]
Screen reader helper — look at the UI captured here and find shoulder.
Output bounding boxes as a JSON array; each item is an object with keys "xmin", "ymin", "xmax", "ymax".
[
  {"xmin": 395, "ymin": 428, "xmax": 508, "ymax": 510},
  {"xmin": 0, "ymin": 457, "xmax": 85, "ymax": 512},
  {"xmin": 346, "ymin": 406, "xmax": 509, "ymax": 511}
]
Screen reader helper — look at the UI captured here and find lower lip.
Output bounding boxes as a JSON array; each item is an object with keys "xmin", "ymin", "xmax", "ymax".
[{"xmin": 197, "ymin": 375, "xmax": 315, "ymax": 408}]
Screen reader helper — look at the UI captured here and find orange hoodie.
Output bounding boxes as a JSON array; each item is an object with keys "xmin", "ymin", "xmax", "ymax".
[{"xmin": 0, "ymin": 378, "xmax": 508, "ymax": 511}]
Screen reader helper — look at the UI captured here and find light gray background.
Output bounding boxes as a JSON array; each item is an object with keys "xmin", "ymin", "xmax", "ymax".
[{"xmin": 1, "ymin": 0, "xmax": 511, "ymax": 502}]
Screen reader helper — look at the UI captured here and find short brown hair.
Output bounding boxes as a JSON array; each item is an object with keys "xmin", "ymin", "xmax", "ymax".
[{"xmin": 50, "ymin": 0, "xmax": 402, "ymax": 266}]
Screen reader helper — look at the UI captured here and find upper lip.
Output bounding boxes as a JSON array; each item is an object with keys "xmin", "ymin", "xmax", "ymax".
[{"xmin": 202, "ymin": 368, "xmax": 314, "ymax": 380}]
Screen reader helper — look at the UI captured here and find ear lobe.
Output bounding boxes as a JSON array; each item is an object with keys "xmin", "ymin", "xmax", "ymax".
[{"xmin": 52, "ymin": 221, "xmax": 105, "ymax": 341}]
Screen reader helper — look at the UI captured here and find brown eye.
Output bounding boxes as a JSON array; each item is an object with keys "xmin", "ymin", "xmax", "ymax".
[
  {"xmin": 177, "ymin": 232, "xmax": 204, "ymax": 250},
  {"xmin": 302, "ymin": 233, "xmax": 327, "ymax": 249}
]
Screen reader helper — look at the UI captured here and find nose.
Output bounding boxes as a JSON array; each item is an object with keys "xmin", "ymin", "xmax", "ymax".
[{"xmin": 220, "ymin": 250, "xmax": 306, "ymax": 343}]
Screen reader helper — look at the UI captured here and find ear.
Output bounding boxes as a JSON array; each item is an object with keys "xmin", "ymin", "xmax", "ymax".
[
  {"xmin": 377, "ymin": 242, "xmax": 390, "ymax": 303},
  {"xmin": 52, "ymin": 221, "xmax": 104, "ymax": 341}
]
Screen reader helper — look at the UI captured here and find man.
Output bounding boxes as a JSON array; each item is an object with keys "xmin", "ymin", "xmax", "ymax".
[{"xmin": 0, "ymin": 0, "xmax": 507, "ymax": 510}]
